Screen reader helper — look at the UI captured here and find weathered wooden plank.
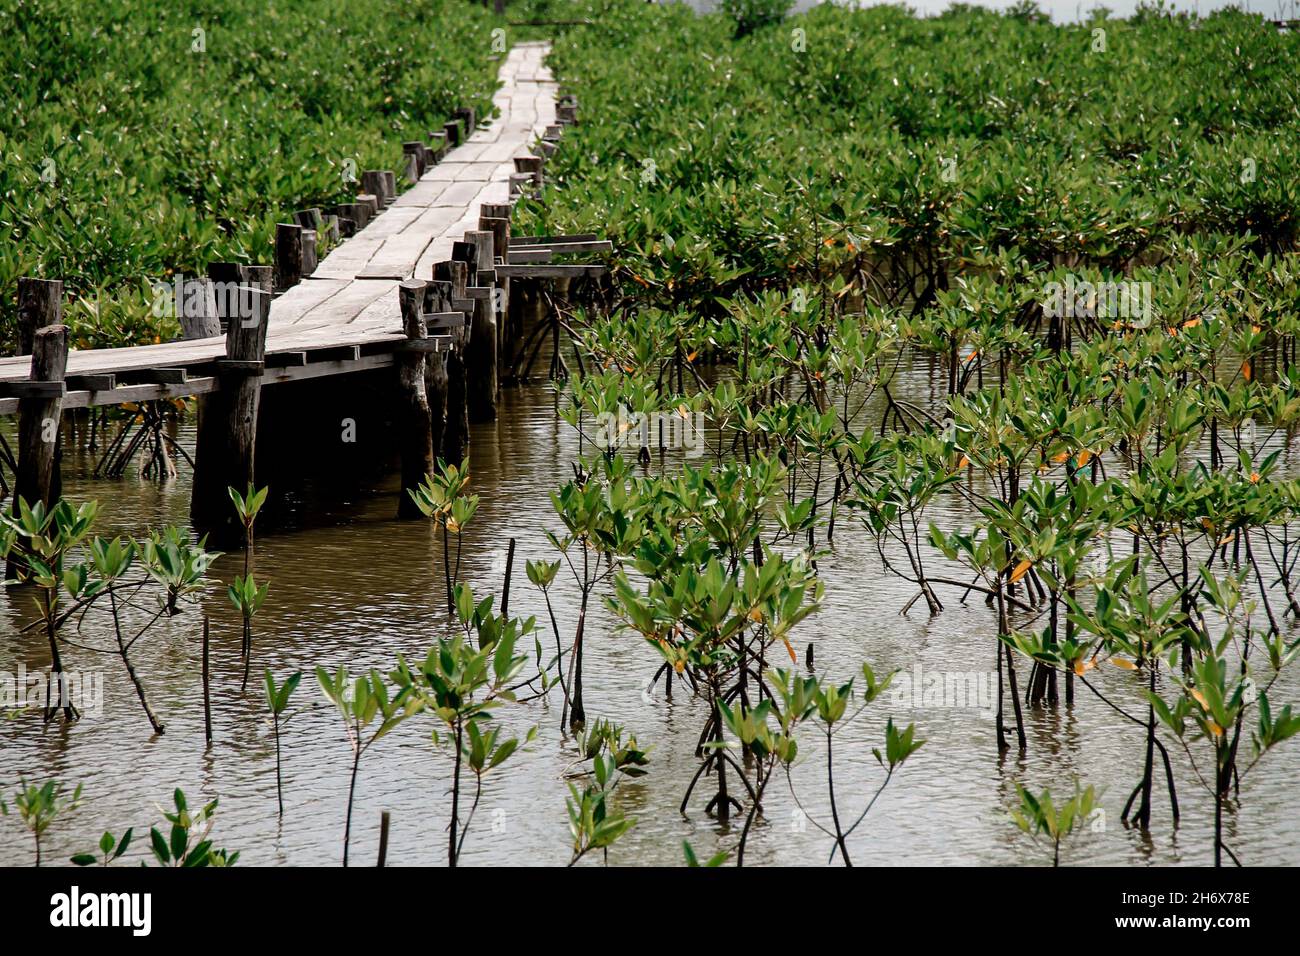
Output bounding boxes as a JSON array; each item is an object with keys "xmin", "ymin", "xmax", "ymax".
[{"xmin": 495, "ymin": 263, "xmax": 608, "ymax": 278}]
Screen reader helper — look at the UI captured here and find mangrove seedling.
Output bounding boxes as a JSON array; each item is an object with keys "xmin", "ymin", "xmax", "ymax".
[
  {"xmin": 264, "ymin": 669, "xmax": 302, "ymax": 816},
  {"xmin": 316, "ymin": 666, "xmax": 410, "ymax": 867},
  {"xmin": 784, "ymin": 665, "xmax": 922, "ymax": 866},
  {"xmin": 71, "ymin": 829, "xmax": 134, "ymax": 867},
  {"xmin": 393, "ymin": 584, "xmax": 535, "ymax": 866},
  {"xmin": 0, "ymin": 498, "xmax": 99, "ymax": 721},
  {"xmin": 683, "ymin": 841, "xmax": 729, "ymax": 867},
  {"xmin": 148, "ymin": 789, "xmax": 239, "ymax": 866},
  {"xmin": 229, "ymin": 484, "xmax": 270, "ymax": 691},
  {"xmin": 229, "ymin": 573, "xmax": 270, "ymax": 693},
  {"xmin": 409, "ymin": 458, "xmax": 478, "ymax": 614},
  {"xmin": 1, "ymin": 778, "xmax": 82, "ymax": 866},
  {"xmin": 1009, "ymin": 781, "xmax": 1102, "ymax": 867},
  {"xmin": 565, "ymin": 753, "xmax": 636, "ymax": 866}
]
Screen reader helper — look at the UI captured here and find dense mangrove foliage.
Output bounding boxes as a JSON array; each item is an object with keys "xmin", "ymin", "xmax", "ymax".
[
  {"xmin": 0, "ymin": 0, "xmax": 499, "ymax": 350},
  {"xmin": 508, "ymin": 1, "xmax": 1300, "ymax": 865}
]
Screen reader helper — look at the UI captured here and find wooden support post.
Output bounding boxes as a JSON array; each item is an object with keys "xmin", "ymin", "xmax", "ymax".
[
  {"xmin": 178, "ymin": 279, "xmax": 221, "ymax": 340},
  {"xmin": 361, "ymin": 171, "xmax": 389, "ymax": 208},
  {"xmin": 356, "ymin": 195, "xmax": 378, "ymax": 225},
  {"xmin": 423, "ymin": 280, "xmax": 452, "ymax": 460},
  {"xmin": 208, "ymin": 264, "xmax": 271, "ymax": 332},
  {"xmin": 16, "ymin": 277, "xmax": 62, "ymax": 356},
  {"xmin": 479, "ymin": 206, "xmax": 512, "ymax": 375},
  {"xmin": 403, "ymin": 141, "xmax": 425, "ymax": 181},
  {"xmin": 293, "ymin": 208, "xmax": 323, "ymax": 232},
  {"xmin": 427, "ymin": 130, "xmax": 447, "ymax": 162},
  {"xmin": 302, "ymin": 230, "xmax": 318, "ymax": 276},
  {"xmin": 275, "ymin": 222, "xmax": 303, "ymax": 292},
  {"xmin": 382, "ymin": 171, "xmax": 397, "ymax": 204},
  {"xmin": 443, "ymin": 119, "xmax": 462, "ymax": 148},
  {"xmin": 334, "ymin": 204, "xmax": 361, "ymax": 237},
  {"xmin": 190, "ymin": 287, "xmax": 271, "ymax": 550},
  {"xmin": 514, "ymin": 155, "xmax": 543, "ymax": 187},
  {"xmin": 12, "ymin": 324, "xmax": 68, "ymax": 511},
  {"xmin": 396, "ymin": 280, "xmax": 435, "ymax": 519},
  {"xmin": 453, "ymin": 106, "xmax": 476, "ymax": 138},
  {"xmin": 461, "ymin": 232, "xmax": 497, "ymax": 423},
  {"xmin": 434, "ymin": 260, "xmax": 470, "ymax": 462}
]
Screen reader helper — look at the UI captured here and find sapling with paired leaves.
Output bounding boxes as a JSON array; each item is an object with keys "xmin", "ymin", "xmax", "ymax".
[
  {"xmin": 1, "ymin": 778, "xmax": 81, "ymax": 866},
  {"xmin": 229, "ymin": 484, "xmax": 269, "ymax": 691},
  {"xmin": 71, "ymin": 828, "xmax": 134, "ymax": 867},
  {"xmin": 147, "ymin": 789, "xmax": 239, "ymax": 867},
  {"xmin": 0, "ymin": 497, "xmax": 216, "ymax": 730},
  {"xmin": 1009, "ymin": 781, "xmax": 1102, "ymax": 867},
  {"xmin": 264, "ymin": 669, "xmax": 302, "ymax": 816},
  {"xmin": 409, "ymin": 458, "xmax": 478, "ymax": 614},
  {"xmin": 393, "ymin": 582, "xmax": 536, "ymax": 867},
  {"xmin": 316, "ymin": 666, "xmax": 409, "ymax": 867},
  {"xmin": 1151, "ymin": 567, "xmax": 1300, "ymax": 866},
  {"xmin": 564, "ymin": 718, "xmax": 650, "ymax": 866}
]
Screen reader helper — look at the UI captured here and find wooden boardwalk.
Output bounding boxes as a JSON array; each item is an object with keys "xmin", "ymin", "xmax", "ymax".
[{"xmin": 0, "ymin": 42, "xmax": 559, "ymax": 415}]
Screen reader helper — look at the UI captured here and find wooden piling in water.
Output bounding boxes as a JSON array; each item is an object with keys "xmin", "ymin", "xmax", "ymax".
[
  {"xmin": 479, "ymin": 205, "xmax": 513, "ymax": 375},
  {"xmin": 377, "ymin": 810, "xmax": 391, "ymax": 867},
  {"xmin": 396, "ymin": 280, "xmax": 435, "ymax": 519},
  {"xmin": 434, "ymin": 259, "xmax": 470, "ymax": 462},
  {"xmin": 12, "ymin": 324, "xmax": 68, "ymax": 511},
  {"xmin": 460, "ymin": 231, "xmax": 498, "ymax": 423},
  {"xmin": 11, "ymin": 277, "xmax": 65, "ymax": 520},
  {"xmin": 423, "ymin": 280, "xmax": 452, "ymax": 459},
  {"xmin": 202, "ymin": 615, "xmax": 213, "ymax": 747},
  {"xmin": 190, "ymin": 287, "xmax": 271, "ymax": 550}
]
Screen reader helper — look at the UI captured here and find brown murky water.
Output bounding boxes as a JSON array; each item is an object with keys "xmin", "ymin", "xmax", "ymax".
[{"xmin": 2, "ymin": 349, "xmax": 1298, "ymax": 867}]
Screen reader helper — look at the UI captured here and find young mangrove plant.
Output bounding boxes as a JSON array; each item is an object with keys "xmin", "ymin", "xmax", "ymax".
[
  {"xmin": 565, "ymin": 753, "xmax": 636, "ymax": 867},
  {"xmin": 782, "ymin": 665, "xmax": 923, "ymax": 866},
  {"xmin": 410, "ymin": 458, "xmax": 479, "ymax": 614},
  {"xmin": 1009, "ymin": 781, "xmax": 1102, "ymax": 867},
  {"xmin": 1, "ymin": 497, "xmax": 215, "ymax": 729},
  {"xmin": 264, "ymin": 669, "xmax": 302, "ymax": 817},
  {"xmin": 1152, "ymin": 568, "xmax": 1300, "ymax": 865},
  {"xmin": 147, "ymin": 789, "xmax": 239, "ymax": 867},
  {"xmin": 316, "ymin": 666, "xmax": 410, "ymax": 867},
  {"xmin": 1, "ymin": 778, "xmax": 82, "ymax": 866},
  {"xmin": 393, "ymin": 583, "xmax": 536, "ymax": 867},
  {"xmin": 229, "ymin": 484, "xmax": 269, "ymax": 691},
  {"xmin": 71, "ymin": 828, "xmax": 134, "ymax": 867}
]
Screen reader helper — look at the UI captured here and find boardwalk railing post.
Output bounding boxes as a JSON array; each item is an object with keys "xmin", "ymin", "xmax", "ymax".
[
  {"xmin": 17, "ymin": 277, "xmax": 62, "ymax": 356},
  {"xmin": 361, "ymin": 171, "xmax": 389, "ymax": 209},
  {"xmin": 452, "ymin": 106, "xmax": 476, "ymax": 139},
  {"xmin": 302, "ymin": 229, "xmax": 318, "ymax": 276},
  {"xmin": 178, "ymin": 279, "xmax": 221, "ymax": 340},
  {"xmin": 460, "ymin": 231, "xmax": 498, "ymax": 423},
  {"xmin": 434, "ymin": 259, "xmax": 470, "ymax": 461},
  {"xmin": 479, "ymin": 203, "xmax": 512, "ymax": 374},
  {"xmin": 275, "ymin": 223, "xmax": 304, "ymax": 292},
  {"xmin": 397, "ymin": 279, "xmax": 435, "ymax": 519},
  {"xmin": 403, "ymin": 142, "xmax": 426, "ymax": 182},
  {"xmin": 423, "ymin": 280, "xmax": 453, "ymax": 457},
  {"xmin": 12, "ymin": 277, "xmax": 66, "ymax": 522},
  {"xmin": 12, "ymin": 324, "xmax": 68, "ymax": 509},
  {"xmin": 190, "ymin": 287, "xmax": 271, "ymax": 549}
]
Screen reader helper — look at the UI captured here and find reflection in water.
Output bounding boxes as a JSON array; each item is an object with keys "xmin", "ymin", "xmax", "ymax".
[{"xmin": 1, "ymin": 349, "xmax": 1298, "ymax": 867}]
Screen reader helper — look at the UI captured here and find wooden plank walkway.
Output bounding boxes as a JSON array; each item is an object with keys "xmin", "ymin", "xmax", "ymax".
[{"xmin": 0, "ymin": 42, "xmax": 558, "ymax": 414}]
